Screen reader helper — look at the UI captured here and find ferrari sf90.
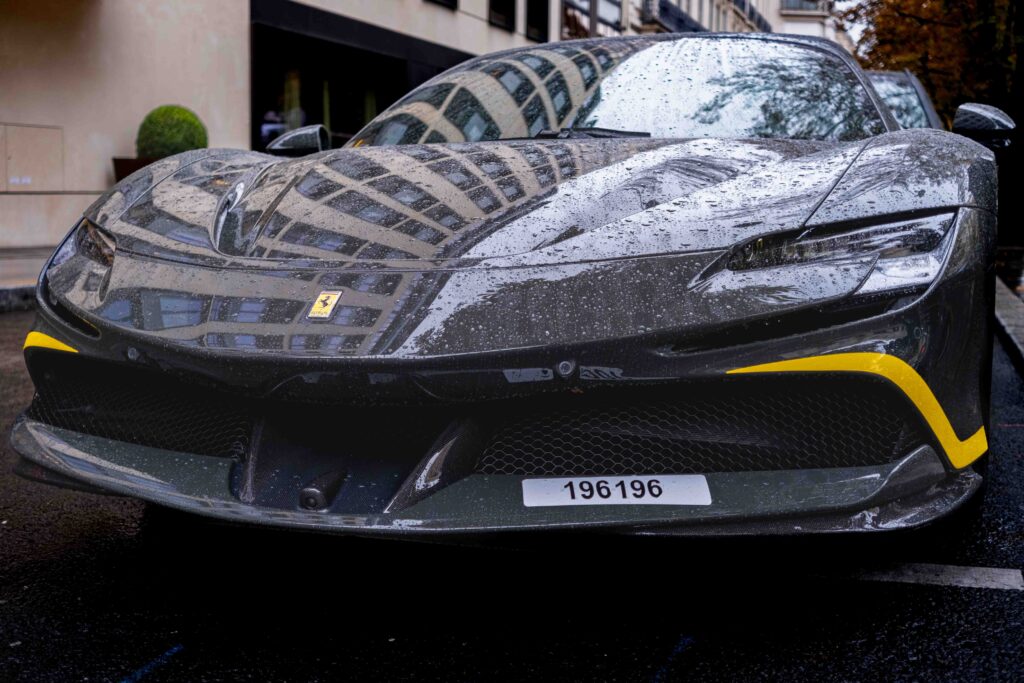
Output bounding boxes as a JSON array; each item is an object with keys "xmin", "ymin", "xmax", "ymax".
[{"xmin": 12, "ymin": 34, "xmax": 1016, "ymax": 536}]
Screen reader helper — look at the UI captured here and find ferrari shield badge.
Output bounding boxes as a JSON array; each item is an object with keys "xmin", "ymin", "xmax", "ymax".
[{"xmin": 307, "ymin": 290, "xmax": 342, "ymax": 319}]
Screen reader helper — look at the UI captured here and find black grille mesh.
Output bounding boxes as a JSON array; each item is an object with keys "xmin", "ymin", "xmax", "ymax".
[
  {"xmin": 475, "ymin": 378, "xmax": 928, "ymax": 475},
  {"xmin": 27, "ymin": 354, "xmax": 252, "ymax": 459},
  {"xmin": 25, "ymin": 353, "xmax": 929, "ymax": 475}
]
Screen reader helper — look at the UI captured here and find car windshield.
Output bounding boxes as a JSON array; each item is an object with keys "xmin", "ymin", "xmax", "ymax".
[
  {"xmin": 868, "ymin": 72, "xmax": 932, "ymax": 129},
  {"xmin": 350, "ymin": 37, "xmax": 887, "ymax": 147}
]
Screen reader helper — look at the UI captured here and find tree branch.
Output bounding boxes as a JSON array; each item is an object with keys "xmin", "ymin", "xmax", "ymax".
[{"xmin": 891, "ymin": 8, "xmax": 961, "ymax": 29}]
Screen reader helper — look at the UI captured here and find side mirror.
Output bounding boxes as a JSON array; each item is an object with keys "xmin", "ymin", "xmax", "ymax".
[
  {"xmin": 953, "ymin": 104, "xmax": 1016, "ymax": 150},
  {"xmin": 266, "ymin": 124, "xmax": 330, "ymax": 157}
]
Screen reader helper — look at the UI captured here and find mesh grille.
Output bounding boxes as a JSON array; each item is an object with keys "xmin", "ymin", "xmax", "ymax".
[
  {"xmin": 27, "ymin": 354, "xmax": 252, "ymax": 458},
  {"xmin": 474, "ymin": 378, "xmax": 928, "ymax": 475},
  {"xmin": 25, "ymin": 353, "xmax": 929, "ymax": 475}
]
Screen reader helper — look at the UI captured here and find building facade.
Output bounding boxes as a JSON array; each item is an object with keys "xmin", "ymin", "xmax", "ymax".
[
  {"xmin": 562, "ymin": 1, "xmax": 774, "ymax": 38},
  {"xmin": 0, "ymin": 0, "xmax": 844, "ymax": 249},
  {"xmin": 773, "ymin": 0, "xmax": 853, "ymax": 50}
]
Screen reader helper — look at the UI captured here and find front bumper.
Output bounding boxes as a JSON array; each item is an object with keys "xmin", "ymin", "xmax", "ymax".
[
  {"xmin": 11, "ymin": 418, "xmax": 980, "ymax": 536},
  {"xmin": 11, "ymin": 208, "xmax": 995, "ymax": 537}
]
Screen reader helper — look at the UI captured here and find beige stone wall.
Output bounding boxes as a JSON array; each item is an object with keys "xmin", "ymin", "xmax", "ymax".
[
  {"xmin": 0, "ymin": 0, "xmax": 250, "ymax": 248},
  {"xmin": 766, "ymin": 0, "xmax": 855, "ymax": 49},
  {"xmin": 0, "ymin": 0, "xmax": 565, "ymax": 249}
]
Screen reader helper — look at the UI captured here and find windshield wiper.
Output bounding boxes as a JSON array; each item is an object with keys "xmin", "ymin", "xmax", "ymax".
[{"xmin": 531, "ymin": 127, "xmax": 651, "ymax": 140}]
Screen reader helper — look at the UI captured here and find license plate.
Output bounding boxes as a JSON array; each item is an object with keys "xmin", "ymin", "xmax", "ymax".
[{"xmin": 521, "ymin": 475, "xmax": 712, "ymax": 507}]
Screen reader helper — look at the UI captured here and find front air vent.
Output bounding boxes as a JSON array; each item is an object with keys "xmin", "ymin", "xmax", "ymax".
[{"xmin": 475, "ymin": 376, "xmax": 930, "ymax": 475}]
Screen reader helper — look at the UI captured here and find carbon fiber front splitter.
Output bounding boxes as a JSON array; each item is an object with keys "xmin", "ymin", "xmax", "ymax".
[{"xmin": 10, "ymin": 416, "xmax": 981, "ymax": 537}]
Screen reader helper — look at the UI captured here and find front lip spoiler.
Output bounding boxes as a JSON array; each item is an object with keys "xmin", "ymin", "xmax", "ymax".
[{"xmin": 10, "ymin": 417, "xmax": 980, "ymax": 537}]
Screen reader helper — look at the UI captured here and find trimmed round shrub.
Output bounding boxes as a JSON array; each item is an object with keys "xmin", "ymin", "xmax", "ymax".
[{"xmin": 135, "ymin": 105, "xmax": 208, "ymax": 159}]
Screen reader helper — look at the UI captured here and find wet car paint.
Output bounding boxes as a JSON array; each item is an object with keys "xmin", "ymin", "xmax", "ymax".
[
  {"xmin": 10, "ymin": 34, "xmax": 1002, "ymax": 536},
  {"xmin": 45, "ymin": 131, "xmax": 994, "ymax": 359}
]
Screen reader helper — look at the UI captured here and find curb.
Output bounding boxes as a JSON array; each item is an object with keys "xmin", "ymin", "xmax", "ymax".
[
  {"xmin": 0, "ymin": 286, "xmax": 35, "ymax": 313},
  {"xmin": 994, "ymin": 278, "xmax": 1024, "ymax": 370}
]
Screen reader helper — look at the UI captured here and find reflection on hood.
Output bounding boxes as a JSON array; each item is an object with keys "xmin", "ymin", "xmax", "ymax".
[
  {"xmin": 69, "ymin": 135, "xmax": 870, "ymax": 360},
  {"xmin": 68, "ymin": 125, "xmax": 996, "ymax": 360},
  {"xmin": 89, "ymin": 136, "xmax": 853, "ymax": 270}
]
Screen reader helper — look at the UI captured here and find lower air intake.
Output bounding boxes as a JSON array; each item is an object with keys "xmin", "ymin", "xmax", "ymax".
[
  {"xmin": 25, "ymin": 353, "xmax": 930, "ymax": 476},
  {"xmin": 474, "ymin": 377, "xmax": 929, "ymax": 475},
  {"xmin": 27, "ymin": 353, "xmax": 252, "ymax": 459}
]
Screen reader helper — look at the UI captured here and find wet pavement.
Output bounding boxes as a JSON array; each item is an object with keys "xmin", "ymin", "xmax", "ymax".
[{"xmin": 1, "ymin": 309, "xmax": 1022, "ymax": 682}]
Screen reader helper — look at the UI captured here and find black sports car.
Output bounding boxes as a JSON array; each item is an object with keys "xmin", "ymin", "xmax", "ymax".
[{"xmin": 11, "ymin": 34, "xmax": 1018, "ymax": 536}]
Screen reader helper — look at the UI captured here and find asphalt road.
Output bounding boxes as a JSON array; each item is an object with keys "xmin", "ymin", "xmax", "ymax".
[{"xmin": 1, "ymin": 309, "xmax": 1022, "ymax": 682}]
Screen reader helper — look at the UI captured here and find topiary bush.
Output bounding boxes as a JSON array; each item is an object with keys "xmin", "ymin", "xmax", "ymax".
[{"xmin": 135, "ymin": 105, "xmax": 208, "ymax": 159}]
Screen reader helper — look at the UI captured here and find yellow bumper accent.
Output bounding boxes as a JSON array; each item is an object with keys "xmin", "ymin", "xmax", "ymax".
[
  {"xmin": 23, "ymin": 331, "xmax": 78, "ymax": 354},
  {"xmin": 728, "ymin": 353, "xmax": 987, "ymax": 469}
]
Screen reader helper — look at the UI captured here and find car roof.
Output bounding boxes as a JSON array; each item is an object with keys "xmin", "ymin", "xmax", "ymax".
[{"xmin": 477, "ymin": 32, "xmax": 861, "ymax": 69}]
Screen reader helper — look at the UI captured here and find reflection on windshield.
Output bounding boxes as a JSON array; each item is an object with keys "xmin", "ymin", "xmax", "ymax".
[
  {"xmin": 352, "ymin": 40, "xmax": 648, "ymax": 146},
  {"xmin": 870, "ymin": 75, "xmax": 930, "ymax": 129},
  {"xmin": 351, "ymin": 37, "xmax": 886, "ymax": 146},
  {"xmin": 579, "ymin": 41, "xmax": 885, "ymax": 141}
]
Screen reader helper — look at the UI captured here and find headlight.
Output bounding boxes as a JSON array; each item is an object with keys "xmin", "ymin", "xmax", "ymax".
[
  {"xmin": 51, "ymin": 218, "xmax": 116, "ymax": 268},
  {"xmin": 76, "ymin": 218, "xmax": 117, "ymax": 267},
  {"xmin": 727, "ymin": 213, "xmax": 955, "ymax": 295}
]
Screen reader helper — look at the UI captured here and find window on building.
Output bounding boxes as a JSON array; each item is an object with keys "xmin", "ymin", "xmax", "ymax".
[
  {"xmin": 425, "ymin": 0, "xmax": 457, "ymax": 8},
  {"xmin": 562, "ymin": 0, "xmax": 622, "ymax": 31},
  {"xmin": 598, "ymin": 0, "xmax": 623, "ymax": 26},
  {"xmin": 489, "ymin": 0, "xmax": 516, "ymax": 31},
  {"xmin": 526, "ymin": 0, "xmax": 549, "ymax": 42},
  {"xmin": 783, "ymin": 0, "xmax": 829, "ymax": 10}
]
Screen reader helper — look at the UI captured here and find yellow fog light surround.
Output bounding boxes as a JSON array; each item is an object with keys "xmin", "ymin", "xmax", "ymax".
[
  {"xmin": 728, "ymin": 352, "xmax": 987, "ymax": 469},
  {"xmin": 23, "ymin": 331, "xmax": 78, "ymax": 354}
]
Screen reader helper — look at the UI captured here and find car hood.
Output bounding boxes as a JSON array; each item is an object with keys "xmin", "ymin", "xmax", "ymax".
[
  {"xmin": 58, "ymin": 131, "xmax": 993, "ymax": 359},
  {"xmin": 89, "ymin": 136, "xmax": 861, "ymax": 270}
]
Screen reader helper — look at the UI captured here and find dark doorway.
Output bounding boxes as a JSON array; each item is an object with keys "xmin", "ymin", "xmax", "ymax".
[
  {"xmin": 251, "ymin": 24, "xmax": 408, "ymax": 149},
  {"xmin": 250, "ymin": 0, "xmax": 472, "ymax": 150}
]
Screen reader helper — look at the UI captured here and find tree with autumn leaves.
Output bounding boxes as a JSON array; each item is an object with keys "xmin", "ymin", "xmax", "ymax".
[{"xmin": 838, "ymin": 0, "xmax": 1020, "ymax": 127}]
